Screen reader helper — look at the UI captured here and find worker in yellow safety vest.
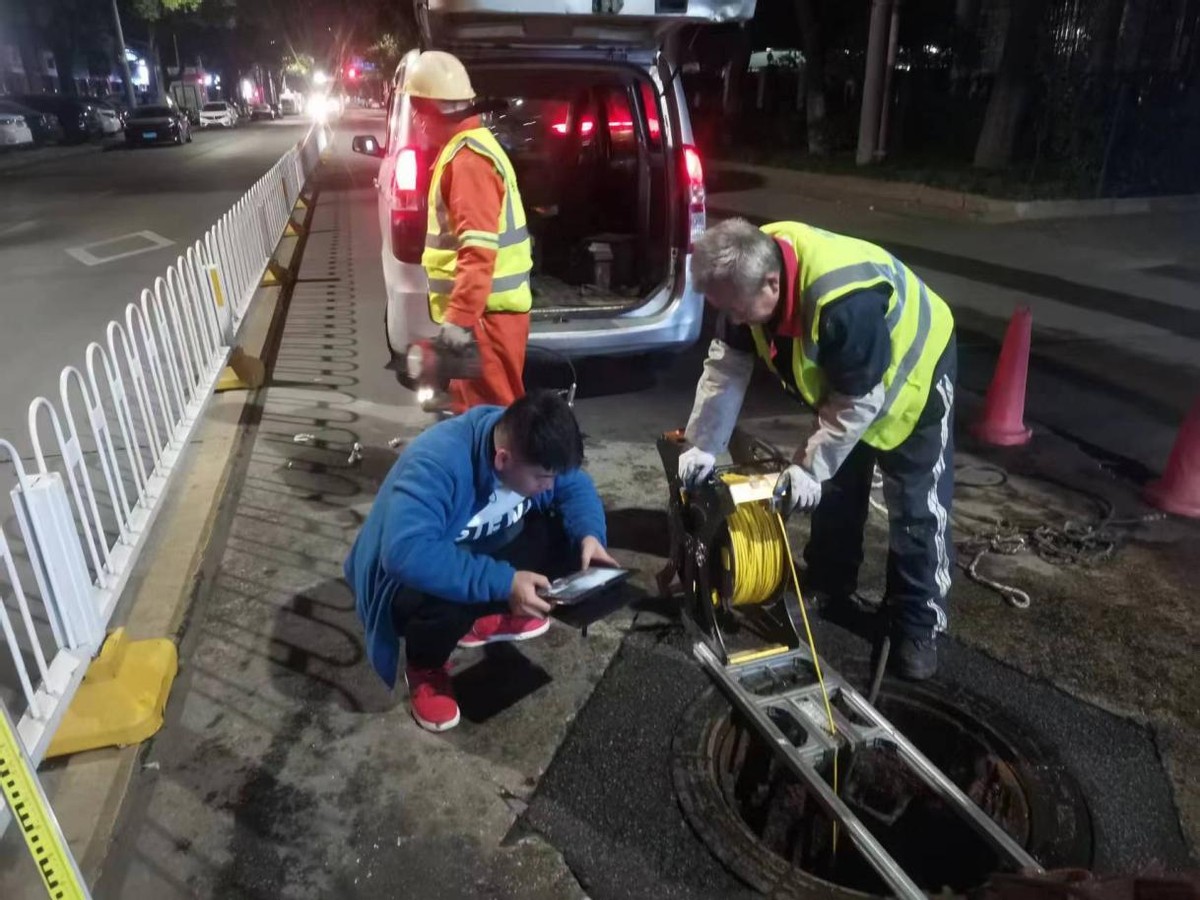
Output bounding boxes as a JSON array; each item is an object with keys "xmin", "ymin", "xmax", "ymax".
[
  {"xmin": 678, "ymin": 218, "xmax": 957, "ymax": 680},
  {"xmin": 405, "ymin": 50, "xmax": 533, "ymax": 413}
]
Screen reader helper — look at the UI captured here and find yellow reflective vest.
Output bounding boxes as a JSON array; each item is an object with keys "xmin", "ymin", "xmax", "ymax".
[
  {"xmin": 422, "ymin": 127, "xmax": 533, "ymax": 324},
  {"xmin": 749, "ymin": 221, "xmax": 954, "ymax": 451}
]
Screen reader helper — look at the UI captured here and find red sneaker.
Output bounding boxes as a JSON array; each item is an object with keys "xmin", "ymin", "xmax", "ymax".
[
  {"xmin": 457, "ymin": 614, "xmax": 551, "ymax": 649},
  {"xmin": 404, "ymin": 663, "xmax": 460, "ymax": 732}
]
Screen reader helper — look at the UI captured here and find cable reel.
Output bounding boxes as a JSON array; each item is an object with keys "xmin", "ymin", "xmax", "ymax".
[{"xmin": 656, "ymin": 430, "xmax": 804, "ymax": 660}]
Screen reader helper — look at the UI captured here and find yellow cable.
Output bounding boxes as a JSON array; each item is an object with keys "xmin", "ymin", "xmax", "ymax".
[
  {"xmin": 724, "ymin": 500, "xmax": 786, "ymax": 606},
  {"xmin": 775, "ymin": 509, "xmax": 840, "ymax": 854}
]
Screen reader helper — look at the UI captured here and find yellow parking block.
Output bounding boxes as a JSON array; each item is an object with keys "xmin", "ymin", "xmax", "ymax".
[{"xmin": 46, "ymin": 629, "xmax": 178, "ymax": 759}]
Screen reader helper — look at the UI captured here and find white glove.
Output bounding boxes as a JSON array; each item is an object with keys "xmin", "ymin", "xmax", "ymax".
[
  {"xmin": 678, "ymin": 447, "xmax": 716, "ymax": 488},
  {"xmin": 774, "ymin": 464, "xmax": 822, "ymax": 513},
  {"xmin": 436, "ymin": 321, "xmax": 475, "ymax": 350}
]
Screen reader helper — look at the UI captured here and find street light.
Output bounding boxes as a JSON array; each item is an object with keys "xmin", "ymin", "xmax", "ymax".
[{"xmin": 313, "ymin": 70, "xmax": 329, "ymax": 86}]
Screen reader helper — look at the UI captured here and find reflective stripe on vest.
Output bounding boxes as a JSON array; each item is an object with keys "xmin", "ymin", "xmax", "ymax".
[
  {"xmin": 750, "ymin": 221, "xmax": 954, "ymax": 451},
  {"xmin": 422, "ymin": 128, "xmax": 533, "ymax": 323}
]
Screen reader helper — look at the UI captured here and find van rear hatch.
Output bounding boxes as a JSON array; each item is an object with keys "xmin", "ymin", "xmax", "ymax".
[{"xmin": 418, "ymin": 0, "xmax": 757, "ymax": 54}]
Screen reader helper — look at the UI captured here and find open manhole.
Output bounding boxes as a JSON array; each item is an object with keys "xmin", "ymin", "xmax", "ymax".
[{"xmin": 672, "ymin": 681, "xmax": 1093, "ymax": 898}]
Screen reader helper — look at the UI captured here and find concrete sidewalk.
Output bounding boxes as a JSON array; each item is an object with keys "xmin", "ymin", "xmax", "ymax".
[{"xmin": 92, "ymin": 127, "xmax": 658, "ymax": 899}]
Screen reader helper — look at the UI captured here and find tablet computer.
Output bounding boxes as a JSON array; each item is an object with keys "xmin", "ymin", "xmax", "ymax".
[{"xmin": 539, "ymin": 567, "xmax": 632, "ymax": 606}]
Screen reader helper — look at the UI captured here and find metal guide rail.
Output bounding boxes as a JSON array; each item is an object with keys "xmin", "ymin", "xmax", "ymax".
[
  {"xmin": 655, "ymin": 429, "xmax": 1043, "ymax": 898},
  {"xmin": 693, "ymin": 642, "xmax": 1041, "ymax": 899}
]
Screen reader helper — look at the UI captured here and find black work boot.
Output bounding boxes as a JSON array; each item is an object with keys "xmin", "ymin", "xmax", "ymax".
[{"xmin": 890, "ymin": 634, "xmax": 938, "ymax": 681}]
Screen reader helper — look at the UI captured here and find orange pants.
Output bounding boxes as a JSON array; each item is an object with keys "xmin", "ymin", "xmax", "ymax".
[{"xmin": 449, "ymin": 311, "xmax": 529, "ymax": 413}]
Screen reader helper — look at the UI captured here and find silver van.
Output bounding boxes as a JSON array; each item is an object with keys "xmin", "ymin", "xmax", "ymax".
[{"xmin": 353, "ymin": 0, "xmax": 756, "ymax": 362}]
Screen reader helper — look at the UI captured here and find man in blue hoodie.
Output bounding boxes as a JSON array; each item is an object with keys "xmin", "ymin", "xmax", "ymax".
[{"xmin": 345, "ymin": 391, "xmax": 614, "ymax": 732}]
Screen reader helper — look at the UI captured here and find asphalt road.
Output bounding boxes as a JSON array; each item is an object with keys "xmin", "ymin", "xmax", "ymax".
[{"xmin": 0, "ymin": 117, "xmax": 312, "ymax": 448}]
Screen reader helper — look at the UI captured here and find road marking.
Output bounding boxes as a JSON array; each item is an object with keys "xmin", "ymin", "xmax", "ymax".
[
  {"xmin": 65, "ymin": 230, "xmax": 174, "ymax": 267},
  {"xmin": 0, "ymin": 220, "xmax": 37, "ymax": 238}
]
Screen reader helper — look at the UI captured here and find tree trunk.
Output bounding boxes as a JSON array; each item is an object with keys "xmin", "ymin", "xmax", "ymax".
[
  {"xmin": 1088, "ymin": 0, "xmax": 1126, "ymax": 80},
  {"xmin": 146, "ymin": 25, "xmax": 163, "ymax": 101},
  {"xmin": 856, "ymin": 0, "xmax": 892, "ymax": 165},
  {"xmin": 50, "ymin": 39, "xmax": 79, "ymax": 95},
  {"xmin": 16, "ymin": 24, "xmax": 45, "ymax": 93},
  {"xmin": 795, "ymin": 0, "xmax": 829, "ymax": 156},
  {"xmin": 722, "ymin": 26, "xmax": 752, "ymax": 121},
  {"xmin": 950, "ymin": 0, "xmax": 982, "ymax": 95},
  {"xmin": 973, "ymin": 0, "xmax": 1048, "ymax": 170}
]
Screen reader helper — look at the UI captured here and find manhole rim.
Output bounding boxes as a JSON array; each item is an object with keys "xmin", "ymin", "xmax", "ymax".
[{"xmin": 672, "ymin": 679, "xmax": 1094, "ymax": 899}]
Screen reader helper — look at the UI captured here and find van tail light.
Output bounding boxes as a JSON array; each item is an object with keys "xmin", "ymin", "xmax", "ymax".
[
  {"xmin": 551, "ymin": 117, "xmax": 595, "ymax": 136},
  {"xmin": 393, "ymin": 147, "xmax": 418, "ymax": 194},
  {"xmin": 390, "ymin": 146, "xmax": 426, "ymax": 264},
  {"xmin": 682, "ymin": 145, "xmax": 706, "ymax": 251}
]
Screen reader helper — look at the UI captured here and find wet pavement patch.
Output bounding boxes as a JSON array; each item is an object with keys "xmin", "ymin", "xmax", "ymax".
[{"xmin": 520, "ymin": 619, "xmax": 1193, "ymax": 898}]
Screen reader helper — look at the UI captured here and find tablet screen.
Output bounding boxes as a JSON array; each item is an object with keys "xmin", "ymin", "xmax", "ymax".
[{"xmin": 542, "ymin": 567, "xmax": 630, "ymax": 605}]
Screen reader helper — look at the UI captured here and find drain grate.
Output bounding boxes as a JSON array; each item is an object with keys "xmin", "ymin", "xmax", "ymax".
[{"xmin": 673, "ymin": 681, "xmax": 1093, "ymax": 898}]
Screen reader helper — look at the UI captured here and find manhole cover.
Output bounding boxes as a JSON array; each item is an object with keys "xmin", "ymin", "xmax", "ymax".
[{"xmin": 672, "ymin": 681, "xmax": 1093, "ymax": 898}]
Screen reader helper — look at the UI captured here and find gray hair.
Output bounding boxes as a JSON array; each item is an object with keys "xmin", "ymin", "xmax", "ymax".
[{"xmin": 690, "ymin": 218, "xmax": 780, "ymax": 298}]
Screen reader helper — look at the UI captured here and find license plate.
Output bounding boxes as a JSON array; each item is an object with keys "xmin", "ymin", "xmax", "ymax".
[{"xmin": 143, "ymin": 131, "xmax": 157, "ymax": 139}]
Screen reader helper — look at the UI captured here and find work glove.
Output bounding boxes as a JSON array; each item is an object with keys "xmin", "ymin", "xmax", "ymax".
[
  {"xmin": 435, "ymin": 321, "xmax": 475, "ymax": 351},
  {"xmin": 678, "ymin": 447, "xmax": 716, "ymax": 489},
  {"xmin": 773, "ymin": 464, "xmax": 822, "ymax": 514}
]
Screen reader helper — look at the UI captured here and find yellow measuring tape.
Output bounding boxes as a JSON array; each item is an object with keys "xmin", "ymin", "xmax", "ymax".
[
  {"xmin": 717, "ymin": 474, "xmax": 841, "ymax": 850},
  {"xmin": 0, "ymin": 703, "xmax": 89, "ymax": 899}
]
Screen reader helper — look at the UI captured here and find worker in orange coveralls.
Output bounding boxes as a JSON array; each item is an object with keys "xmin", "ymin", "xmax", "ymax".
[{"xmin": 405, "ymin": 50, "xmax": 533, "ymax": 413}]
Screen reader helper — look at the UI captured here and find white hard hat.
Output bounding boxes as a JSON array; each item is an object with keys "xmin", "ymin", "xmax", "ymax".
[{"xmin": 403, "ymin": 51, "xmax": 475, "ymax": 103}]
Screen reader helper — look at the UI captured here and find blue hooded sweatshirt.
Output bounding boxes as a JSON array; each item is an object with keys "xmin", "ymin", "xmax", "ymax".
[{"xmin": 344, "ymin": 406, "xmax": 608, "ymax": 687}]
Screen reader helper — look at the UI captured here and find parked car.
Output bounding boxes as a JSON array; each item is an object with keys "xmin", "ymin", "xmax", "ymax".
[
  {"xmin": 10, "ymin": 95, "xmax": 103, "ymax": 143},
  {"xmin": 0, "ymin": 109, "xmax": 34, "ymax": 149},
  {"xmin": 351, "ymin": 0, "xmax": 754, "ymax": 362},
  {"xmin": 199, "ymin": 100, "xmax": 238, "ymax": 128},
  {"xmin": 125, "ymin": 105, "xmax": 192, "ymax": 146},
  {"xmin": 0, "ymin": 100, "xmax": 63, "ymax": 145},
  {"xmin": 278, "ymin": 95, "xmax": 301, "ymax": 115},
  {"xmin": 250, "ymin": 103, "xmax": 277, "ymax": 121},
  {"xmin": 92, "ymin": 100, "xmax": 124, "ymax": 134}
]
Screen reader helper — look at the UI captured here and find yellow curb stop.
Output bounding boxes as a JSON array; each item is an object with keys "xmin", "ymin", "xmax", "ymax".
[{"xmin": 46, "ymin": 629, "xmax": 178, "ymax": 759}]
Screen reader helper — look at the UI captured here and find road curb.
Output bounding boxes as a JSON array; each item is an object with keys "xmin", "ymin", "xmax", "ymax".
[
  {"xmin": 712, "ymin": 160, "xmax": 1200, "ymax": 223},
  {"xmin": 26, "ymin": 169, "xmax": 325, "ymax": 896}
]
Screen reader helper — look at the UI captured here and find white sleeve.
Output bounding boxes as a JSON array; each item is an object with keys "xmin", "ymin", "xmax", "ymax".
[
  {"xmin": 684, "ymin": 339, "xmax": 755, "ymax": 454},
  {"xmin": 801, "ymin": 384, "xmax": 885, "ymax": 481}
]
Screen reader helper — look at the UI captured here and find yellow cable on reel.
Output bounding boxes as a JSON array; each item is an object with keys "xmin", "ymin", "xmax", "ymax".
[
  {"xmin": 723, "ymin": 500, "xmax": 786, "ymax": 606},
  {"xmin": 717, "ymin": 474, "xmax": 841, "ymax": 852}
]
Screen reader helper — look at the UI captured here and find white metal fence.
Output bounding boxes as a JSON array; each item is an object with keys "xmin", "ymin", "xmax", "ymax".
[{"xmin": 0, "ymin": 123, "xmax": 328, "ymax": 774}]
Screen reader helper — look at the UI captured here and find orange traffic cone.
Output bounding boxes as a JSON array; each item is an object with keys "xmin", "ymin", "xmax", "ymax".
[
  {"xmin": 1144, "ymin": 397, "xmax": 1200, "ymax": 518},
  {"xmin": 972, "ymin": 306, "xmax": 1034, "ymax": 446}
]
